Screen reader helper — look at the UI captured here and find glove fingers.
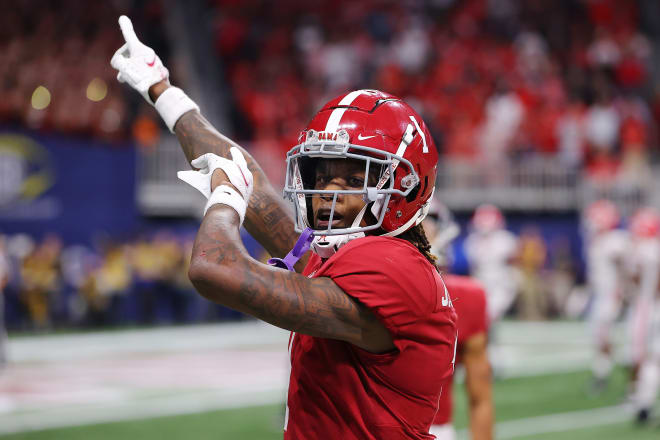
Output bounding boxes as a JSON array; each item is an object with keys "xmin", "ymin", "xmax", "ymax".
[
  {"xmin": 229, "ymin": 147, "xmax": 253, "ymax": 195},
  {"xmin": 177, "ymin": 170, "xmax": 211, "ymax": 198},
  {"xmin": 190, "ymin": 154, "xmax": 211, "ymax": 169},
  {"xmin": 118, "ymin": 15, "xmax": 141, "ymax": 54},
  {"xmin": 110, "ymin": 44, "xmax": 129, "ymax": 70},
  {"xmin": 229, "ymin": 147, "xmax": 249, "ymax": 171},
  {"xmin": 116, "ymin": 72, "xmax": 126, "ymax": 83}
]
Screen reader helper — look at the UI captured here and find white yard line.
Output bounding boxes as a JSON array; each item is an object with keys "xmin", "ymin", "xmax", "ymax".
[
  {"xmin": 456, "ymin": 404, "xmax": 633, "ymax": 439},
  {"xmin": 7, "ymin": 320, "xmax": 290, "ymax": 363},
  {"xmin": 0, "ymin": 388, "xmax": 286, "ymax": 435}
]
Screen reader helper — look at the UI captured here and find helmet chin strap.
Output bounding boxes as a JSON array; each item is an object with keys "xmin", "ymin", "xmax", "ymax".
[
  {"xmin": 312, "ymin": 195, "xmax": 433, "ymax": 257},
  {"xmin": 311, "ymin": 203, "xmax": 368, "ymax": 259},
  {"xmin": 381, "ymin": 205, "xmax": 426, "ymax": 237}
]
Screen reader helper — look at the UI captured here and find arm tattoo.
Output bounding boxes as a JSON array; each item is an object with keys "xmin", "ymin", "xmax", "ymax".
[
  {"xmin": 190, "ymin": 207, "xmax": 383, "ymax": 345},
  {"xmin": 174, "ymin": 111, "xmax": 305, "ymax": 267}
]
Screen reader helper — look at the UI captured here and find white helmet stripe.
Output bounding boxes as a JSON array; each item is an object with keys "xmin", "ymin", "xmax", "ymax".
[
  {"xmin": 376, "ymin": 123, "xmax": 414, "ymax": 190},
  {"xmin": 324, "ymin": 90, "xmax": 368, "ymax": 132},
  {"xmin": 409, "ymin": 115, "xmax": 428, "ymax": 153}
]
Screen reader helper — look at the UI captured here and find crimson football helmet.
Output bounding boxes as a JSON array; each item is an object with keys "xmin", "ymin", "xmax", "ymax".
[
  {"xmin": 629, "ymin": 207, "xmax": 660, "ymax": 238},
  {"xmin": 584, "ymin": 200, "xmax": 620, "ymax": 234},
  {"xmin": 471, "ymin": 204, "xmax": 504, "ymax": 234},
  {"xmin": 283, "ymin": 89, "xmax": 438, "ymax": 257}
]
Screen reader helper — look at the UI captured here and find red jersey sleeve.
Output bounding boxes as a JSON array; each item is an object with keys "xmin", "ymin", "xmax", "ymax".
[{"xmin": 318, "ymin": 236, "xmax": 449, "ymax": 352}]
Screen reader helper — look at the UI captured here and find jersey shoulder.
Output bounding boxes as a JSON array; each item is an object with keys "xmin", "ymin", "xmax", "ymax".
[
  {"xmin": 330, "ymin": 236, "xmax": 436, "ymax": 275},
  {"xmin": 318, "ymin": 236, "xmax": 444, "ymax": 317}
]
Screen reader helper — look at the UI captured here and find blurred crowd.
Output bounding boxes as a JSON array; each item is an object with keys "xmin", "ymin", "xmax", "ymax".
[
  {"xmin": 0, "ymin": 0, "xmax": 170, "ymax": 143},
  {"xmin": 0, "ymin": 199, "xmax": 655, "ymax": 333},
  {"xmin": 0, "ymin": 231, "xmax": 244, "ymax": 331},
  {"xmin": 212, "ymin": 0, "xmax": 659, "ymax": 187},
  {"xmin": 3, "ymin": 0, "xmax": 658, "ymax": 183}
]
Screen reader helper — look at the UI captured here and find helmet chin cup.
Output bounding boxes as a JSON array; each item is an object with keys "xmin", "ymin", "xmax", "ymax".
[{"xmin": 312, "ymin": 232, "xmax": 365, "ymax": 259}]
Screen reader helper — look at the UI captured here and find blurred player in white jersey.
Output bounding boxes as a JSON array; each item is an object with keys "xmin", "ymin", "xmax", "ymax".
[
  {"xmin": 464, "ymin": 204, "xmax": 518, "ymax": 321},
  {"xmin": 625, "ymin": 207, "xmax": 660, "ymax": 422},
  {"xmin": 464, "ymin": 204, "xmax": 516, "ymax": 375},
  {"xmin": 582, "ymin": 200, "xmax": 629, "ymax": 390}
]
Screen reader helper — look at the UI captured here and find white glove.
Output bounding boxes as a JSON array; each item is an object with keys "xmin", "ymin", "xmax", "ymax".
[
  {"xmin": 110, "ymin": 16, "xmax": 169, "ymax": 104},
  {"xmin": 111, "ymin": 15, "xmax": 199, "ymax": 131},
  {"xmin": 177, "ymin": 148, "xmax": 254, "ymax": 223}
]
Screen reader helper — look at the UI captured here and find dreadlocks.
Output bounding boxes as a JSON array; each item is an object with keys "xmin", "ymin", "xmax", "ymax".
[{"xmin": 398, "ymin": 224, "xmax": 439, "ymax": 272}]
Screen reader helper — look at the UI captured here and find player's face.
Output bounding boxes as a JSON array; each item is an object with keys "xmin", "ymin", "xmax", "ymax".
[{"xmin": 312, "ymin": 159, "xmax": 376, "ymax": 230}]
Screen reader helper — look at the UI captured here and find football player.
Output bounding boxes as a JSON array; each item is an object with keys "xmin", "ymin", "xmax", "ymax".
[
  {"xmin": 464, "ymin": 204, "xmax": 518, "ymax": 322},
  {"xmin": 424, "ymin": 203, "xmax": 493, "ymax": 440},
  {"xmin": 111, "ymin": 16, "xmax": 457, "ymax": 439},
  {"xmin": 582, "ymin": 200, "xmax": 629, "ymax": 390},
  {"xmin": 625, "ymin": 207, "xmax": 660, "ymax": 422},
  {"xmin": 464, "ymin": 204, "xmax": 517, "ymax": 373}
]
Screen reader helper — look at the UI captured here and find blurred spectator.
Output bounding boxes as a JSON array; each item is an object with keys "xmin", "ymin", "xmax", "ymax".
[
  {"xmin": 477, "ymin": 82, "xmax": 524, "ymax": 179},
  {"xmin": 546, "ymin": 237, "xmax": 578, "ymax": 318},
  {"xmin": 556, "ymin": 97, "xmax": 586, "ymax": 169},
  {"xmin": 516, "ymin": 226, "xmax": 548, "ymax": 320},
  {"xmin": 0, "ymin": 235, "xmax": 9, "ymax": 370},
  {"xmin": 205, "ymin": 0, "xmax": 656, "ymax": 195},
  {"xmin": 87, "ymin": 242, "xmax": 132, "ymax": 327},
  {"xmin": 2, "ymin": 229, "xmax": 250, "ymax": 330},
  {"xmin": 59, "ymin": 244, "xmax": 97, "ymax": 324},
  {"xmin": 3, "ymin": 234, "xmax": 35, "ymax": 329},
  {"xmin": 0, "ymin": 0, "xmax": 655, "ymax": 183},
  {"xmin": 20, "ymin": 234, "xmax": 62, "ymax": 330}
]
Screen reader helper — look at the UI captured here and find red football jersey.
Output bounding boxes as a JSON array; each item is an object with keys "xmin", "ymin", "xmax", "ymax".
[
  {"xmin": 284, "ymin": 236, "xmax": 457, "ymax": 440},
  {"xmin": 433, "ymin": 274, "xmax": 489, "ymax": 425}
]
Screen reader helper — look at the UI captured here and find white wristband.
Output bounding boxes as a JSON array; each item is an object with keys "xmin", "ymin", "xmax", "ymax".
[
  {"xmin": 154, "ymin": 87, "xmax": 200, "ymax": 132},
  {"xmin": 204, "ymin": 185, "xmax": 247, "ymax": 225}
]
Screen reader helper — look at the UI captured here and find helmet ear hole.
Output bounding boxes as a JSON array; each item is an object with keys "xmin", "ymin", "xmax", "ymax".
[
  {"xmin": 405, "ymin": 184, "xmax": 420, "ymax": 203},
  {"xmin": 420, "ymin": 176, "xmax": 429, "ymax": 198}
]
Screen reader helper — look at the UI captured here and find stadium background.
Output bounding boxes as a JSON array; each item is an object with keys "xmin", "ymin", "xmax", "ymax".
[{"xmin": 1, "ymin": 0, "xmax": 659, "ymax": 438}]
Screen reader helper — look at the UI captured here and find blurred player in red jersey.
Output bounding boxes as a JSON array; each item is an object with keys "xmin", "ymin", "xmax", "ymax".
[
  {"xmin": 111, "ymin": 17, "xmax": 457, "ymax": 439},
  {"xmin": 424, "ymin": 202, "xmax": 493, "ymax": 440},
  {"xmin": 582, "ymin": 200, "xmax": 629, "ymax": 391},
  {"xmin": 625, "ymin": 207, "xmax": 660, "ymax": 423}
]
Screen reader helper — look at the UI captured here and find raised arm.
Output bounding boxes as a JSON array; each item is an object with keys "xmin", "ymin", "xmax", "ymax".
[
  {"xmin": 111, "ymin": 16, "xmax": 304, "ymax": 269},
  {"xmin": 148, "ymin": 82, "xmax": 303, "ymax": 267}
]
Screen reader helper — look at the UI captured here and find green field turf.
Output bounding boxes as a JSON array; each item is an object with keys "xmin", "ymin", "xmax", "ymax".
[{"xmin": 2, "ymin": 367, "xmax": 658, "ymax": 440}]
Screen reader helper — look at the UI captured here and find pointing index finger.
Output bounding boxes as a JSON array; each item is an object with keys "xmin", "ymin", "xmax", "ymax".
[{"xmin": 118, "ymin": 15, "xmax": 140, "ymax": 52}]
